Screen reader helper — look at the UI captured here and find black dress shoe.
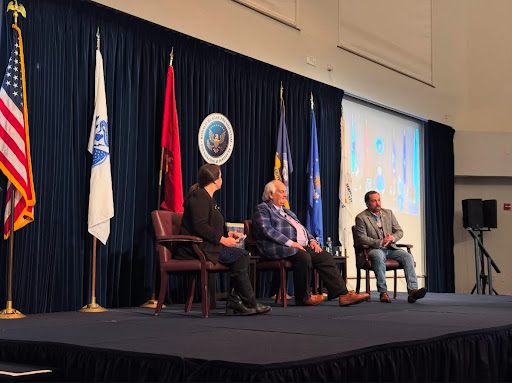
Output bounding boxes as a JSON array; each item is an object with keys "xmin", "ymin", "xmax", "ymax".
[
  {"xmin": 226, "ymin": 294, "xmax": 257, "ymax": 316},
  {"xmin": 408, "ymin": 287, "xmax": 427, "ymax": 303}
]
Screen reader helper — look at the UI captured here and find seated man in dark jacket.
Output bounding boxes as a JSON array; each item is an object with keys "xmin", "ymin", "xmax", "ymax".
[{"xmin": 252, "ymin": 180, "xmax": 369, "ymax": 306}]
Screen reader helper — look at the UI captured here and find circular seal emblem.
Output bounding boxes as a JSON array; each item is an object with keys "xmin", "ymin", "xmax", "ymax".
[{"xmin": 198, "ymin": 113, "xmax": 234, "ymax": 165}]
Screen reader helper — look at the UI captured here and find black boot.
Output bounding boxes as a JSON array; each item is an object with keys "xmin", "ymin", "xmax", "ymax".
[
  {"xmin": 226, "ymin": 291, "xmax": 257, "ymax": 316},
  {"xmin": 232, "ymin": 270, "xmax": 271, "ymax": 315}
]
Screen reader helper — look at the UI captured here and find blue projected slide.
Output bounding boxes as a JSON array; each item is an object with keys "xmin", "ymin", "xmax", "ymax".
[{"xmin": 345, "ymin": 105, "xmax": 422, "ymax": 216}]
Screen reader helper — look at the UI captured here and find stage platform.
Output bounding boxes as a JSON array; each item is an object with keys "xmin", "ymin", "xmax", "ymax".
[{"xmin": 0, "ymin": 292, "xmax": 511, "ymax": 382}]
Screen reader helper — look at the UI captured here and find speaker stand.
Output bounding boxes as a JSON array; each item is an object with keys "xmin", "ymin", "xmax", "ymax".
[{"xmin": 468, "ymin": 228, "xmax": 500, "ymax": 295}]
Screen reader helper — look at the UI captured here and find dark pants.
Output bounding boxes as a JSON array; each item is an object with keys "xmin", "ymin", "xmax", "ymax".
[
  {"xmin": 287, "ymin": 247, "xmax": 348, "ymax": 302},
  {"xmin": 218, "ymin": 249, "xmax": 256, "ymax": 306},
  {"xmin": 176, "ymin": 246, "xmax": 255, "ymax": 305}
]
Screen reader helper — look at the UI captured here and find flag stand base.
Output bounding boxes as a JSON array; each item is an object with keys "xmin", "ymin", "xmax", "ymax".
[
  {"xmin": 79, "ymin": 298, "xmax": 107, "ymax": 313},
  {"xmin": 140, "ymin": 299, "xmax": 166, "ymax": 309},
  {"xmin": 0, "ymin": 301, "xmax": 26, "ymax": 319}
]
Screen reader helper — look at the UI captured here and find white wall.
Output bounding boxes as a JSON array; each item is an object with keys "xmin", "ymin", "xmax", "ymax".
[
  {"xmin": 93, "ymin": 0, "xmax": 468, "ymax": 125},
  {"xmin": 92, "ymin": 0, "xmax": 512, "ymax": 294}
]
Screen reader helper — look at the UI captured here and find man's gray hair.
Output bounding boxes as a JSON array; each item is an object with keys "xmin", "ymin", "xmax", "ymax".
[{"xmin": 262, "ymin": 180, "xmax": 277, "ymax": 201}]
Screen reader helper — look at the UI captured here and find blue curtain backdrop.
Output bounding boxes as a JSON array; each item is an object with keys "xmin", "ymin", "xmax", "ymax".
[
  {"xmin": 425, "ymin": 120, "xmax": 455, "ymax": 292},
  {"xmin": 0, "ymin": 0, "xmax": 345, "ymax": 313},
  {"xmin": 0, "ymin": 0, "xmax": 454, "ymax": 313}
]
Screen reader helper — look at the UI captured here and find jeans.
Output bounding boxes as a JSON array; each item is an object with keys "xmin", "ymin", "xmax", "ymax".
[{"xmin": 368, "ymin": 248, "xmax": 417, "ymax": 292}]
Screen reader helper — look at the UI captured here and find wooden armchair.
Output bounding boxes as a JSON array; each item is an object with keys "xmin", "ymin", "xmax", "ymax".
[
  {"xmin": 151, "ymin": 210, "xmax": 229, "ymax": 318},
  {"xmin": 352, "ymin": 226, "xmax": 414, "ymax": 301},
  {"xmin": 244, "ymin": 219, "xmax": 293, "ymax": 307}
]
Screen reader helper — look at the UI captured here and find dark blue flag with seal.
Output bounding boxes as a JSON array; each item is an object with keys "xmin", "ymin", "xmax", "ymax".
[
  {"xmin": 274, "ymin": 96, "xmax": 293, "ymax": 208},
  {"xmin": 306, "ymin": 108, "xmax": 323, "ymax": 246}
]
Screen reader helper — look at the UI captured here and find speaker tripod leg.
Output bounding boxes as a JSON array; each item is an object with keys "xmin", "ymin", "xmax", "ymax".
[{"xmin": 480, "ymin": 274, "xmax": 488, "ymax": 295}]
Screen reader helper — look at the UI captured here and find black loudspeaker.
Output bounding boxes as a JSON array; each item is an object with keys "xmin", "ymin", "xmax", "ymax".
[
  {"xmin": 462, "ymin": 199, "xmax": 484, "ymax": 229},
  {"xmin": 483, "ymin": 199, "xmax": 498, "ymax": 228}
]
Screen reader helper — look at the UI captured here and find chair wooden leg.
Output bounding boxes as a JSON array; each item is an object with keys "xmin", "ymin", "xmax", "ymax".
[
  {"xmin": 393, "ymin": 270, "xmax": 397, "ymax": 299},
  {"xmin": 356, "ymin": 269, "xmax": 361, "ymax": 293},
  {"xmin": 155, "ymin": 271, "xmax": 167, "ymax": 316},
  {"xmin": 185, "ymin": 276, "xmax": 196, "ymax": 312},
  {"xmin": 280, "ymin": 264, "xmax": 287, "ymax": 308},
  {"xmin": 365, "ymin": 269, "xmax": 371, "ymax": 302},
  {"xmin": 201, "ymin": 268, "xmax": 209, "ymax": 318}
]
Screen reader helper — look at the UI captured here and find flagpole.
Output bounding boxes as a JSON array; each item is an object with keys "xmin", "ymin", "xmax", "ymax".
[
  {"xmin": 80, "ymin": 29, "xmax": 107, "ymax": 313},
  {"xmin": 139, "ymin": 145, "xmax": 165, "ymax": 309},
  {"xmin": 80, "ymin": 236, "xmax": 106, "ymax": 312},
  {"xmin": 0, "ymin": 0, "xmax": 27, "ymax": 320},
  {"xmin": 141, "ymin": 48, "xmax": 174, "ymax": 309},
  {"xmin": 0, "ymin": 187, "xmax": 25, "ymax": 319}
]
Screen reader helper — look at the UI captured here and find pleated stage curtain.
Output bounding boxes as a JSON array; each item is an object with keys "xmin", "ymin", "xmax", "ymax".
[
  {"xmin": 0, "ymin": 0, "xmax": 344, "ymax": 313},
  {"xmin": 425, "ymin": 120, "xmax": 455, "ymax": 292}
]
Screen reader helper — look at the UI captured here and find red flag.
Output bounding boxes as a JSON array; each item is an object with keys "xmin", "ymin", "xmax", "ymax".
[
  {"xmin": 0, "ymin": 25, "xmax": 36, "ymax": 238},
  {"xmin": 160, "ymin": 65, "xmax": 183, "ymax": 212}
]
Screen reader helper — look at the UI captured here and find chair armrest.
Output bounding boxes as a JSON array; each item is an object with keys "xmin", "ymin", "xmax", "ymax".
[
  {"xmin": 355, "ymin": 245, "xmax": 371, "ymax": 269},
  {"xmin": 396, "ymin": 243, "xmax": 413, "ymax": 249},
  {"xmin": 156, "ymin": 235, "xmax": 203, "ymax": 243}
]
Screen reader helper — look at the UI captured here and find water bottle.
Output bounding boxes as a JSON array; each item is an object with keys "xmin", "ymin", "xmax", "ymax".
[{"xmin": 326, "ymin": 237, "xmax": 333, "ymax": 255}]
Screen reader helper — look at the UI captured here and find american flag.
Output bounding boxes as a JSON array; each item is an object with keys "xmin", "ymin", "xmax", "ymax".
[{"xmin": 0, "ymin": 25, "xmax": 35, "ymax": 238}]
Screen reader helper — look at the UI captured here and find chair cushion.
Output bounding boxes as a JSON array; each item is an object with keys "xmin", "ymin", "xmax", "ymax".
[
  {"xmin": 161, "ymin": 259, "xmax": 202, "ymax": 272},
  {"xmin": 206, "ymin": 262, "xmax": 230, "ymax": 271},
  {"xmin": 359, "ymin": 258, "xmax": 401, "ymax": 270},
  {"xmin": 256, "ymin": 259, "xmax": 292, "ymax": 270},
  {"xmin": 161, "ymin": 259, "xmax": 230, "ymax": 273}
]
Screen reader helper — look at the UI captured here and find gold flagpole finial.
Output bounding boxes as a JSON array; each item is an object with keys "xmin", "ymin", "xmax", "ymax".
[
  {"xmin": 310, "ymin": 92, "xmax": 314, "ymax": 110},
  {"xmin": 6, "ymin": 1, "xmax": 26, "ymax": 26},
  {"xmin": 96, "ymin": 28, "xmax": 100, "ymax": 50},
  {"xmin": 170, "ymin": 47, "xmax": 174, "ymax": 67},
  {"xmin": 280, "ymin": 82, "xmax": 283, "ymax": 102}
]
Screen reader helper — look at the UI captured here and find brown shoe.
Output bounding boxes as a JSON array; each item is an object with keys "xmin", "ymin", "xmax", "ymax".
[
  {"xmin": 296, "ymin": 294, "xmax": 325, "ymax": 306},
  {"xmin": 408, "ymin": 287, "xmax": 427, "ymax": 303},
  {"xmin": 339, "ymin": 291, "xmax": 370, "ymax": 306},
  {"xmin": 380, "ymin": 292, "xmax": 392, "ymax": 303}
]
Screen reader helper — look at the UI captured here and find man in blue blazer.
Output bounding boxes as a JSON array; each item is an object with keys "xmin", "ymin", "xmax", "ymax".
[{"xmin": 252, "ymin": 180, "xmax": 369, "ymax": 306}]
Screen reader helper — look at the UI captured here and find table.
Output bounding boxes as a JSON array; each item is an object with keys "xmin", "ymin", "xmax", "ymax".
[{"xmin": 314, "ymin": 255, "xmax": 348, "ymax": 295}]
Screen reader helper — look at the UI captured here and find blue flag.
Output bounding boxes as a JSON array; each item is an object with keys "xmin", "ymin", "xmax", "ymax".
[
  {"xmin": 274, "ymin": 97, "xmax": 293, "ymax": 208},
  {"xmin": 306, "ymin": 109, "xmax": 323, "ymax": 245}
]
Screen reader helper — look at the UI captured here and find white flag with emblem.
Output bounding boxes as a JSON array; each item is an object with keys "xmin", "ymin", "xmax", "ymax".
[
  {"xmin": 339, "ymin": 106, "xmax": 353, "ymax": 251},
  {"xmin": 88, "ymin": 49, "xmax": 114, "ymax": 245}
]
